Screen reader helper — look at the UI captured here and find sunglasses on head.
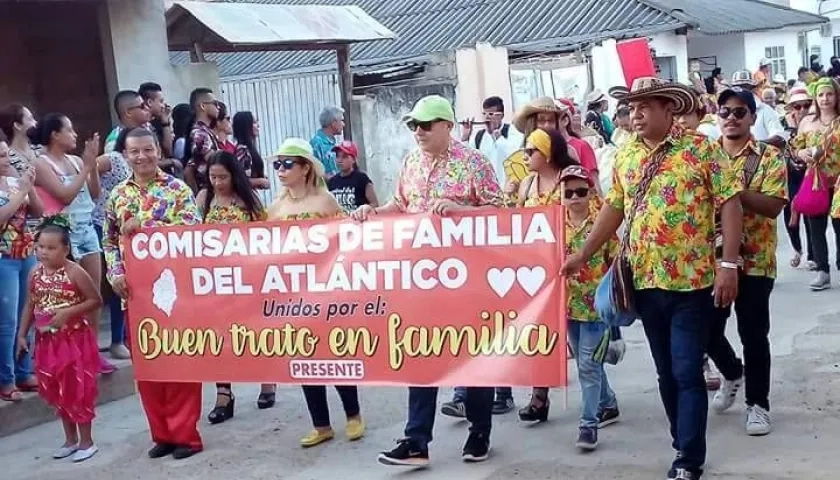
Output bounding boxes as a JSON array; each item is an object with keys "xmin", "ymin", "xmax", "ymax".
[
  {"xmin": 564, "ymin": 187, "xmax": 589, "ymax": 199},
  {"xmin": 406, "ymin": 119, "xmax": 442, "ymax": 132},
  {"xmin": 718, "ymin": 106, "xmax": 750, "ymax": 120},
  {"xmin": 272, "ymin": 158, "xmax": 301, "ymax": 170}
]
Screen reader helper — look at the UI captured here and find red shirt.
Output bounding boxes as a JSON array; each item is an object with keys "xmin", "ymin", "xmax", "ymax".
[
  {"xmin": 220, "ymin": 139, "xmax": 236, "ymax": 154},
  {"xmin": 567, "ymin": 136, "xmax": 598, "ymax": 181}
]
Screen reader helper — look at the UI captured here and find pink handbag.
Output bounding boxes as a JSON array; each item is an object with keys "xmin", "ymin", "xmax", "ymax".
[{"xmin": 793, "ymin": 168, "xmax": 831, "ymax": 217}]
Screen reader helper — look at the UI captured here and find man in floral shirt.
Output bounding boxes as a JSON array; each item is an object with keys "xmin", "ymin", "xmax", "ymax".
[
  {"xmin": 352, "ymin": 95, "xmax": 502, "ymax": 467},
  {"xmin": 185, "ymin": 87, "xmax": 220, "ymax": 193},
  {"xmin": 563, "ymin": 78, "xmax": 743, "ymax": 480},
  {"xmin": 707, "ymin": 88, "xmax": 787, "ymax": 437},
  {"xmin": 103, "ymin": 128, "xmax": 203, "ymax": 460}
]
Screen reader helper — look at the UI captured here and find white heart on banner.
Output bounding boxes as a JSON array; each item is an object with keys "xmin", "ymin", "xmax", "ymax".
[
  {"xmin": 516, "ymin": 266, "xmax": 546, "ymax": 297},
  {"xmin": 486, "ymin": 267, "xmax": 516, "ymax": 298}
]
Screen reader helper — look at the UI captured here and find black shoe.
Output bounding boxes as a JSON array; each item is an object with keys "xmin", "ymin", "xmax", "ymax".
[
  {"xmin": 172, "ymin": 445, "xmax": 201, "ymax": 460},
  {"xmin": 597, "ymin": 406, "xmax": 620, "ymax": 428},
  {"xmin": 518, "ymin": 397, "xmax": 549, "ymax": 422},
  {"xmin": 148, "ymin": 443, "xmax": 176, "ymax": 459},
  {"xmin": 208, "ymin": 392, "xmax": 234, "ymax": 424},
  {"xmin": 377, "ymin": 439, "xmax": 430, "ymax": 467},
  {"xmin": 667, "ymin": 467, "xmax": 701, "ymax": 479},
  {"xmin": 462, "ymin": 432, "xmax": 490, "ymax": 462},
  {"xmin": 492, "ymin": 397, "xmax": 515, "ymax": 415},
  {"xmin": 575, "ymin": 427, "xmax": 598, "ymax": 451},
  {"xmin": 257, "ymin": 391, "xmax": 276, "ymax": 410},
  {"xmin": 440, "ymin": 400, "xmax": 466, "ymax": 418}
]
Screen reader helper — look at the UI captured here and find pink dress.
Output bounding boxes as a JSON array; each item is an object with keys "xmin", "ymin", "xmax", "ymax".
[{"xmin": 31, "ymin": 264, "xmax": 99, "ymax": 423}]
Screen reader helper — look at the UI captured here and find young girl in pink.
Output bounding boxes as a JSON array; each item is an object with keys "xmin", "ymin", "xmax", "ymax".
[{"xmin": 17, "ymin": 217, "xmax": 103, "ymax": 462}]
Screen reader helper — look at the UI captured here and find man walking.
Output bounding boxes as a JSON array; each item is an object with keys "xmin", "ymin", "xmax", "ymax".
[
  {"xmin": 103, "ymin": 127, "xmax": 203, "ymax": 460},
  {"xmin": 352, "ymin": 95, "xmax": 502, "ymax": 467},
  {"xmin": 707, "ymin": 87, "xmax": 787, "ymax": 436},
  {"xmin": 562, "ymin": 78, "xmax": 743, "ymax": 480}
]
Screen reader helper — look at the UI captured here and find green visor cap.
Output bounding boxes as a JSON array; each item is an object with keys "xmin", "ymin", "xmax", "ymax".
[{"xmin": 402, "ymin": 95, "xmax": 456, "ymax": 124}]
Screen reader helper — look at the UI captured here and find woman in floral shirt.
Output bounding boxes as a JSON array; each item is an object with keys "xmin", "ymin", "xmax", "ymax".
[
  {"xmin": 267, "ymin": 138, "xmax": 364, "ymax": 448},
  {"xmin": 0, "ymin": 134, "xmax": 43, "ymax": 401},
  {"xmin": 198, "ymin": 150, "xmax": 275, "ymax": 425},
  {"xmin": 792, "ymin": 77, "xmax": 840, "ymax": 290}
]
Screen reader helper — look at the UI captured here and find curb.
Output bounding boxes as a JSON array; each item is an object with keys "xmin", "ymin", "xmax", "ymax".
[{"xmin": 0, "ymin": 360, "xmax": 135, "ymax": 438}]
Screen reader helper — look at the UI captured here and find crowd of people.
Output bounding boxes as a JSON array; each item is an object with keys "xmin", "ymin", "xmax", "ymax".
[{"xmin": 0, "ymin": 56, "xmax": 838, "ymax": 480}]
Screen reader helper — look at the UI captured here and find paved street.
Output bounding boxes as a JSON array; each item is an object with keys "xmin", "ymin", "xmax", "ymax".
[{"xmin": 2, "ymin": 237, "xmax": 840, "ymax": 479}]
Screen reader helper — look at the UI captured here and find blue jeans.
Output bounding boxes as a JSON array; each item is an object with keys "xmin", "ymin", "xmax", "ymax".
[
  {"xmin": 568, "ymin": 320, "xmax": 617, "ymax": 428},
  {"xmin": 636, "ymin": 288, "xmax": 712, "ymax": 473},
  {"xmin": 405, "ymin": 386, "xmax": 493, "ymax": 450},
  {"xmin": 0, "ymin": 256, "xmax": 37, "ymax": 388},
  {"xmin": 452, "ymin": 386, "xmax": 512, "ymax": 403},
  {"xmin": 94, "ymin": 224, "xmax": 125, "ymax": 345}
]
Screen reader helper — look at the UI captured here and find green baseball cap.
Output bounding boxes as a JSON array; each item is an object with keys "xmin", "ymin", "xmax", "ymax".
[{"xmin": 402, "ymin": 95, "xmax": 456, "ymax": 124}]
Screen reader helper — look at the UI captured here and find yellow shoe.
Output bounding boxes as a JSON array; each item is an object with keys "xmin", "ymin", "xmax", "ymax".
[
  {"xmin": 345, "ymin": 417, "xmax": 365, "ymax": 441},
  {"xmin": 300, "ymin": 428, "xmax": 334, "ymax": 448}
]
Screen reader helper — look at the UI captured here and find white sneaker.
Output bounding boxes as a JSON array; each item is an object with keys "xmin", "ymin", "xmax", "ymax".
[
  {"xmin": 53, "ymin": 444, "xmax": 78, "ymax": 459},
  {"xmin": 72, "ymin": 445, "xmax": 99, "ymax": 463},
  {"xmin": 806, "ymin": 260, "xmax": 818, "ymax": 271},
  {"xmin": 745, "ymin": 405, "xmax": 772, "ymax": 436},
  {"xmin": 809, "ymin": 272, "xmax": 831, "ymax": 291},
  {"xmin": 711, "ymin": 377, "xmax": 742, "ymax": 413}
]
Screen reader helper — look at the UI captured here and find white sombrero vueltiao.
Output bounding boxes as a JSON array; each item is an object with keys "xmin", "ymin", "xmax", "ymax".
[{"xmin": 608, "ymin": 76, "xmax": 696, "ymax": 116}]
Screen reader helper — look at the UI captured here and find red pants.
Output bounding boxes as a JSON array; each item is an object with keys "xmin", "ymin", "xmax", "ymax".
[
  {"xmin": 126, "ymin": 309, "xmax": 203, "ymax": 450},
  {"xmin": 136, "ymin": 381, "xmax": 203, "ymax": 450}
]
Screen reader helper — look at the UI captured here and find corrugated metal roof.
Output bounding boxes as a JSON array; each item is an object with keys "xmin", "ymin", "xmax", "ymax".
[
  {"xmin": 169, "ymin": 0, "xmax": 685, "ymax": 79},
  {"xmin": 639, "ymin": 0, "xmax": 827, "ymax": 36},
  {"xmin": 166, "ymin": 1, "xmax": 395, "ymax": 49}
]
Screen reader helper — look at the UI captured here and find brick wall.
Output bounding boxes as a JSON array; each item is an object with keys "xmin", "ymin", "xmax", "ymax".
[{"xmin": 0, "ymin": 1, "xmax": 111, "ymax": 151}]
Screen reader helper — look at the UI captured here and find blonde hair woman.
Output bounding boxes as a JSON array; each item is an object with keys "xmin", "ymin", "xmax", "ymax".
[
  {"xmin": 266, "ymin": 138, "xmax": 364, "ymax": 447},
  {"xmin": 793, "ymin": 78, "xmax": 840, "ymax": 290}
]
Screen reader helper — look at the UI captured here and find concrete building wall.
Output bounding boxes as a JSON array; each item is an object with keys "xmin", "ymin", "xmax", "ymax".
[
  {"xmin": 687, "ymin": 33, "xmax": 747, "ymax": 79},
  {"xmin": 744, "ymin": 31, "xmax": 802, "ymax": 79},
  {"xmin": 101, "ymin": 0, "xmax": 218, "ymax": 119},
  {"xmin": 649, "ymin": 32, "xmax": 690, "ymax": 84},
  {"xmin": 454, "ymin": 43, "xmax": 515, "ymax": 125}
]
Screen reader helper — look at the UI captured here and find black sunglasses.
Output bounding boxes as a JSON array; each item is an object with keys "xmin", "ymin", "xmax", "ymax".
[
  {"xmin": 791, "ymin": 103, "xmax": 812, "ymax": 111},
  {"xmin": 272, "ymin": 158, "xmax": 302, "ymax": 170},
  {"xmin": 718, "ymin": 106, "xmax": 750, "ymax": 120},
  {"xmin": 564, "ymin": 187, "xmax": 590, "ymax": 199},
  {"xmin": 524, "ymin": 148, "xmax": 538, "ymax": 156},
  {"xmin": 406, "ymin": 119, "xmax": 442, "ymax": 132}
]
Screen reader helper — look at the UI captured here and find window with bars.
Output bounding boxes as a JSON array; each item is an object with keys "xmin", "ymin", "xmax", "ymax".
[{"xmin": 765, "ymin": 46, "xmax": 787, "ymax": 78}]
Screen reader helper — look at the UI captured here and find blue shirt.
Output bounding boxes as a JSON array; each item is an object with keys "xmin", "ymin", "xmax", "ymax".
[{"xmin": 310, "ymin": 129, "xmax": 338, "ymax": 176}]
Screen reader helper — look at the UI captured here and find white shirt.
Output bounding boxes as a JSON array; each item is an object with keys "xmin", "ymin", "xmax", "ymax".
[
  {"xmin": 467, "ymin": 124, "xmax": 523, "ymax": 184},
  {"xmin": 697, "ymin": 122, "xmax": 721, "ymax": 141},
  {"xmin": 752, "ymin": 96, "xmax": 786, "ymax": 141}
]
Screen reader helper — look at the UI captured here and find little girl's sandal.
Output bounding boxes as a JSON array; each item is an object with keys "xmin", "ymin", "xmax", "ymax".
[{"xmin": 0, "ymin": 388, "xmax": 23, "ymax": 402}]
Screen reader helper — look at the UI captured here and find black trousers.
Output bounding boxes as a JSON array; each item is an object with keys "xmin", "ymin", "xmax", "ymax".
[
  {"xmin": 804, "ymin": 213, "xmax": 840, "ymax": 273},
  {"xmin": 302, "ymin": 385, "xmax": 360, "ymax": 428},
  {"xmin": 706, "ymin": 275, "xmax": 774, "ymax": 410},
  {"xmin": 784, "ymin": 168, "xmax": 812, "ymax": 257}
]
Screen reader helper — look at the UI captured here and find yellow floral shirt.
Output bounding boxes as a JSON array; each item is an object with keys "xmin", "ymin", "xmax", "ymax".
[
  {"xmin": 792, "ymin": 127, "xmax": 840, "ymax": 179},
  {"xmin": 203, "ymin": 203, "xmax": 267, "ymax": 224},
  {"xmin": 723, "ymin": 140, "xmax": 788, "ymax": 278},
  {"xmin": 566, "ymin": 212, "xmax": 618, "ymax": 321},
  {"xmin": 606, "ymin": 125, "xmax": 742, "ymax": 291}
]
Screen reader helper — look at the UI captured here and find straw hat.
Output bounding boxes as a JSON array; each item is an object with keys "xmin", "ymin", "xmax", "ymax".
[
  {"xmin": 586, "ymin": 89, "xmax": 607, "ymax": 106},
  {"xmin": 271, "ymin": 138, "xmax": 326, "ymax": 180},
  {"xmin": 608, "ymin": 77, "xmax": 696, "ymax": 115},
  {"xmin": 730, "ymin": 70, "xmax": 758, "ymax": 88},
  {"xmin": 787, "ymin": 87, "xmax": 811, "ymax": 105},
  {"xmin": 512, "ymin": 97, "xmax": 568, "ymax": 133}
]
